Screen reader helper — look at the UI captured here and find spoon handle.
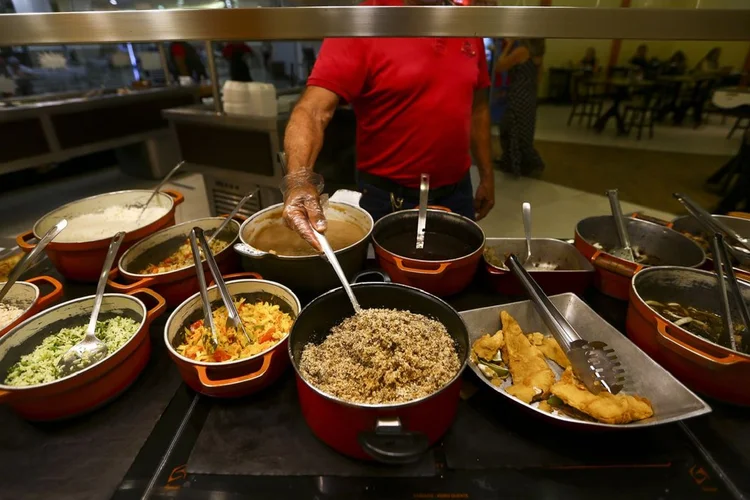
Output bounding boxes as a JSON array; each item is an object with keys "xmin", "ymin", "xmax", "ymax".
[
  {"xmin": 313, "ymin": 229, "xmax": 361, "ymax": 314},
  {"xmin": 606, "ymin": 189, "xmax": 633, "ymax": 252},
  {"xmin": 141, "ymin": 161, "xmax": 185, "ymax": 209},
  {"xmin": 416, "ymin": 174, "xmax": 429, "ymax": 250},
  {"xmin": 0, "ymin": 219, "xmax": 67, "ymax": 304},
  {"xmin": 522, "ymin": 202, "xmax": 532, "ymax": 263},
  {"xmin": 87, "ymin": 232, "xmax": 125, "ymax": 336},
  {"xmin": 206, "ymin": 189, "xmax": 258, "ymax": 245},
  {"xmin": 189, "ymin": 229, "xmax": 218, "ymax": 349}
]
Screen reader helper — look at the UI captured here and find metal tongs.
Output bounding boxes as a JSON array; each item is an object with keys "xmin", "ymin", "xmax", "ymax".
[
  {"xmin": 711, "ymin": 233, "xmax": 750, "ymax": 354},
  {"xmin": 189, "ymin": 227, "xmax": 253, "ymax": 352},
  {"xmin": 416, "ymin": 173, "xmax": 430, "ymax": 250},
  {"xmin": 674, "ymin": 192, "xmax": 750, "ymax": 265},
  {"xmin": 507, "ymin": 254, "xmax": 626, "ymax": 395}
]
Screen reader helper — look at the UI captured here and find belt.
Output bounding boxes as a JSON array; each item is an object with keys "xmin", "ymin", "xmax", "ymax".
[{"xmin": 358, "ymin": 171, "xmax": 461, "ymax": 202}]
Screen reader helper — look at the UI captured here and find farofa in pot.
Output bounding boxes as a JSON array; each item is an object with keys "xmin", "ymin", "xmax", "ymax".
[
  {"xmin": 177, "ymin": 299, "xmax": 293, "ymax": 363},
  {"xmin": 299, "ymin": 308, "xmax": 461, "ymax": 405}
]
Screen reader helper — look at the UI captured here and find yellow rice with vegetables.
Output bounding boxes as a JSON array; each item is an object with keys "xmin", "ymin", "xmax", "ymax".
[
  {"xmin": 177, "ymin": 299, "xmax": 293, "ymax": 363},
  {"xmin": 142, "ymin": 238, "xmax": 229, "ymax": 274}
]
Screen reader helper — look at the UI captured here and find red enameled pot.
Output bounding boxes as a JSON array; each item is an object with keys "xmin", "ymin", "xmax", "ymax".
[{"xmin": 289, "ymin": 282, "xmax": 469, "ymax": 463}]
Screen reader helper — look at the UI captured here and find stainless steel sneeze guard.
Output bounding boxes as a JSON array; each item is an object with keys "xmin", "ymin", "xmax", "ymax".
[{"xmin": 1, "ymin": 6, "xmax": 749, "ymax": 45}]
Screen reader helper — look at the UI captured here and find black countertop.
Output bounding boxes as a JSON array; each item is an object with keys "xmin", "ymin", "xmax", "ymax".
[{"xmin": 1, "ymin": 258, "xmax": 749, "ymax": 500}]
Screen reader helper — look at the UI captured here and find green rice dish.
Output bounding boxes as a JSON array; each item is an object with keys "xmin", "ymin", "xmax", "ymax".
[{"xmin": 4, "ymin": 316, "xmax": 140, "ymax": 387}]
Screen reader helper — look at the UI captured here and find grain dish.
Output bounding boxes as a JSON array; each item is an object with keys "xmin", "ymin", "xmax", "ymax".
[
  {"xmin": 176, "ymin": 299, "xmax": 293, "ymax": 363},
  {"xmin": 4, "ymin": 316, "xmax": 139, "ymax": 387},
  {"xmin": 142, "ymin": 238, "xmax": 229, "ymax": 274},
  {"xmin": 299, "ymin": 308, "xmax": 461, "ymax": 405},
  {"xmin": 54, "ymin": 205, "xmax": 168, "ymax": 243},
  {"xmin": 0, "ymin": 253, "xmax": 22, "ymax": 281},
  {"xmin": 470, "ymin": 310, "xmax": 653, "ymax": 424},
  {"xmin": 0, "ymin": 302, "xmax": 24, "ymax": 330}
]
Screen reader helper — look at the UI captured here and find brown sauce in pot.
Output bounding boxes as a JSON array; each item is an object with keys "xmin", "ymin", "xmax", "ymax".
[{"xmin": 250, "ymin": 220, "xmax": 366, "ymax": 256}]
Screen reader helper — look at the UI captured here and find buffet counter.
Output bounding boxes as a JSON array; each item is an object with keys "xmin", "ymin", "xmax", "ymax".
[
  {"xmin": 1, "ymin": 253, "xmax": 748, "ymax": 500},
  {"xmin": 0, "ymin": 86, "xmax": 204, "ymax": 177}
]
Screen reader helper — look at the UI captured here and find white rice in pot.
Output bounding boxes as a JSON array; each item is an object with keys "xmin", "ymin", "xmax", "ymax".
[
  {"xmin": 0, "ymin": 302, "xmax": 25, "ymax": 330},
  {"xmin": 53, "ymin": 205, "xmax": 169, "ymax": 243}
]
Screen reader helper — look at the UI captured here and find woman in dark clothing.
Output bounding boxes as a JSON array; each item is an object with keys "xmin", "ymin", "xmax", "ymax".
[
  {"xmin": 495, "ymin": 38, "xmax": 545, "ymax": 177},
  {"xmin": 169, "ymin": 42, "xmax": 208, "ymax": 83},
  {"xmin": 222, "ymin": 42, "xmax": 253, "ymax": 82},
  {"xmin": 663, "ymin": 50, "xmax": 687, "ymax": 76}
]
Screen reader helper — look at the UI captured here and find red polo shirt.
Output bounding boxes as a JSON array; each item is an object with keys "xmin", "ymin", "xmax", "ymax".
[{"xmin": 306, "ymin": 0, "xmax": 490, "ymax": 189}]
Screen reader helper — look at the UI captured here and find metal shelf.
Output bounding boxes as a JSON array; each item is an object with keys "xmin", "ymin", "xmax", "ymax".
[{"xmin": 0, "ymin": 6, "xmax": 749, "ymax": 45}]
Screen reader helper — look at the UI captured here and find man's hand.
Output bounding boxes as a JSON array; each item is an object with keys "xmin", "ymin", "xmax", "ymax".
[
  {"xmin": 474, "ymin": 178, "xmax": 495, "ymax": 221},
  {"xmin": 281, "ymin": 172, "xmax": 327, "ymax": 252}
]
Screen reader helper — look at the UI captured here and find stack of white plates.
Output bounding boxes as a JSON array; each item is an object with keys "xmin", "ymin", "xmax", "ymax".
[{"xmin": 223, "ymin": 81, "xmax": 278, "ymax": 117}]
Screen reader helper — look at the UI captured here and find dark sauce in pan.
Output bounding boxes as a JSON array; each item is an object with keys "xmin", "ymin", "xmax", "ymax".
[{"xmin": 379, "ymin": 231, "xmax": 476, "ymax": 261}]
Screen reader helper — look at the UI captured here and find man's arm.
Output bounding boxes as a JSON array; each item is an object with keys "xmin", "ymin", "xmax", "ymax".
[
  {"xmin": 281, "ymin": 85, "xmax": 341, "ymax": 250},
  {"xmin": 471, "ymin": 88, "xmax": 495, "ymax": 221},
  {"xmin": 283, "ymin": 86, "xmax": 340, "ymax": 178}
]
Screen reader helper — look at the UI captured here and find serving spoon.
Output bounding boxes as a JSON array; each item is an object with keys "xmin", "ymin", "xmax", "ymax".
[
  {"xmin": 57, "ymin": 232, "xmax": 125, "ymax": 377},
  {"xmin": 313, "ymin": 229, "xmax": 361, "ymax": 314},
  {"xmin": 136, "ymin": 160, "xmax": 185, "ymax": 221},
  {"xmin": 606, "ymin": 189, "xmax": 636, "ymax": 262},
  {"xmin": 206, "ymin": 189, "xmax": 258, "ymax": 245},
  {"xmin": 522, "ymin": 202, "xmax": 533, "ymax": 268},
  {"xmin": 416, "ymin": 173, "xmax": 430, "ymax": 251},
  {"xmin": 0, "ymin": 219, "xmax": 67, "ymax": 304}
]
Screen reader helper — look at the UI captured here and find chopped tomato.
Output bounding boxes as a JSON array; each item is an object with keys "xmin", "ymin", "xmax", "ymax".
[
  {"xmin": 190, "ymin": 319, "xmax": 203, "ymax": 331},
  {"xmin": 213, "ymin": 349, "xmax": 231, "ymax": 362},
  {"xmin": 259, "ymin": 328, "xmax": 275, "ymax": 343}
]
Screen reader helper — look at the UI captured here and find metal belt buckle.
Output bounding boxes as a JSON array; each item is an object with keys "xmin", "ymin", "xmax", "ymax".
[{"xmin": 390, "ymin": 193, "xmax": 404, "ymax": 212}]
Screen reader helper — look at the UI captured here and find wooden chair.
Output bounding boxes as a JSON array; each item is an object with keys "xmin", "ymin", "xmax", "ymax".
[
  {"xmin": 623, "ymin": 84, "xmax": 668, "ymax": 140},
  {"xmin": 567, "ymin": 76, "xmax": 605, "ymax": 128}
]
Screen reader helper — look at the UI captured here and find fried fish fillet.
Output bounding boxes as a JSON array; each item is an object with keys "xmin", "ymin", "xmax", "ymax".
[
  {"xmin": 527, "ymin": 332, "xmax": 571, "ymax": 369},
  {"xmin": 472, "ymin": 330, "xmax": 505, "ymax": 361},
  {"xmin": 501, "ymin": 311, "xmax": 556, "ymax": 404},
  {"xmin": 551, "ymin": 367, "xmax": 654, "ymax": 424}
]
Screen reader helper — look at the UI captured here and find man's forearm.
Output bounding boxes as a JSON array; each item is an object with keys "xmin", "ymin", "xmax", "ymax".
[
  {"xmin": 283, "ymin": 103, "xmax": 327, "ymax": 177},
  {"xmin": 471, "ymin": 91, "xmax": 493, "ymax": 185}
]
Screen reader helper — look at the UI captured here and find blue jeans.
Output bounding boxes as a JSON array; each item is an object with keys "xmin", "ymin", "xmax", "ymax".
[{"xmin": 358, "ymin": 174, "xmax": 475, "ymax": 222}]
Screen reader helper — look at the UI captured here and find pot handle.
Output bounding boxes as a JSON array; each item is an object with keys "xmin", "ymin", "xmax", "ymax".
[
  {"xmin": 209, "ymin": 272, "xmax": 263, "ymax": 284},
  {"xmin": 195, "ymin": 350, "xmax": 273, "ymax": 389},
  {"xmin": 358, "ymin": 416, "xmax": 430, "ymax": 464},
  {"xmin": 655, "ymin": 317, "xmax": 744, "ymax": 368},
  {"xmin": 16, "ymin": 230, "xmax": 37, "ymax": 253},
  {"xmin": 393, "ymin": 257, "xmax": 450, "ymax": 276},
  {"xmin": 630, "ymin": 212, "xmax": 673, "ymax": 228},
  {"xmin": 128, "ymin": 288, "xmax": 167, "ymax": 324},
  {"xmin": 353, "ymin": 269, "xmax": 391, "ymax": 283},
  {"xmin": 107, "ymin": 266, "xmax": 155, "ymax": 294},
  {"xmin": 591, "ymin": 250, "xmax": 643, "ymax": 278},
  {"xmin": 162, "ymin": 189, "xmax": 185, "ymax": 207},
  {"xmin": 26, "ymin": 276, "xmax": 64, "ymax": 309},
  {"xmin": 220, "ymin": 212, "xmax": 248, "ymax": 223},
  {"xmin": 414, "ymin": 205, "xmax": 452, "ymax": 213}
]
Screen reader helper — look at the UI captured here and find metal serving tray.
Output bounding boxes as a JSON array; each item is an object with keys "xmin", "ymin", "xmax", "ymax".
[
  {"xmin": 460, "ymin": 293, "xmax": 711, "ymax": 429},
  {"xmin": 483, "ymin": 238, "xmax": 594, "ymax": 296}
]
